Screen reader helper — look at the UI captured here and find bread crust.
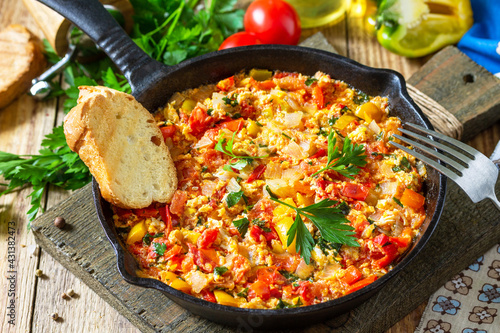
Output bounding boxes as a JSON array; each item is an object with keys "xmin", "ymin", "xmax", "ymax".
[
  {"xmin": 64, "ymin": 86, "xmax": 178, "ymax": 209},
  {"xmin": 0, "ymin": 24, "xmax": 46, "ymax": 109}
]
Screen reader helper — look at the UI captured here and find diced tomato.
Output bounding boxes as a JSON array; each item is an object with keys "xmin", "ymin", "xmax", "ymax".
[
  {"xmin": 170, "ymin": 190, "xmax": 187, "ymax": 216},
  {"xmin": 400, "ymin": 188, "xmax": 425, "ymax": 210},
  {"xmin": 390, "ymin": 236, "xmax": 411, "ymax": 249},
  {"xmin": 263, "ymin": 227, "xmax": 279, "ymax": 245},
  {"xmin": 246, "ymin": 165, "xmax": 266, "ymax": 183},
  {"xmin": 169, "ymin": 255, "xmax": 184, "ymax": 273},
  {"xmin": 373, "ymin": 234, "xmax": 390, "ymax": 247},
  {"xmin": 188, "ymin": 243, "xmax": 216, "ymax": 273},
  {"xmin": 188, "ymin": 105, "xmax": 214, "ymax": 136},
  {"xmin": 216, "ymin": 76, "xmax": 234, "ymax": 91},
  {"xmin": 258, "ymin": 80, "xmax": 276, "ymax": 90},
  {"xmin": 232, "ymin": 255, "xmax": 251, "ymax": 283},
  {"xmin": 163, "ymin": 244, "xmax": 182, "ymax": 260},
  {"xmin": 248, "ymin": 280, "xmax": 270, "ymax": 301},
  {"xmin": 340, "ymin": 265, "xmax": 362, "ymax": 285},
  {"xmin": 181, "ymin": 255, "xmax": 195, "ymax": 273},
  {"xmin": 269, "ymin": 286, "xmax": 282, "ymax": 299},
  {"xmin": 374, "ymin": 243, "xmax": 398, "ymax": 268},
  {"xmin": 249, "ymin": 225, "xmax": 264, "ymax": 243},
  {"xmin": 312, "ymin": 85, "xmax": 324, "ymax": 109},
  {"xmin": 256, "ymin": 266, "xmax": 287, "ymax": 285},
  {"xmin": 200, "ymin": 290, "xmax": 217, "ymax": 303},
  {"xmin": 159, "ymin": 205, "xmax": 173, "ymax": 238},
  {"xmin": 298, "ymin": 281, "xmax": 314, "ymax": 305},
  {"xmin": 346, "ymin": 275, "xmax": 378, "ymax": 294},
  {"xmin": 273, "ymin": 253, "xmax": 300, "ymax": 272},
  {"xmin": 160, "ymin": 125, "xmax": 176, "ymax": 141},
  {"xmin": 133, "ymin": 205, "xmax": 158, "ymax": 218},
  {"xmin": 342, "ymin": 183, "xmax": 370, "ymax": 201},
  {"xmin": 310, "ymin": 148, "xmax": 327, "ymax": 159},
  {"xmin": 197, "ymin": 228, "xmax": 219, "ymax": 249},
  {"xmin": 219, "ymin": 118, "xmax": 244, "ymax": 132}
]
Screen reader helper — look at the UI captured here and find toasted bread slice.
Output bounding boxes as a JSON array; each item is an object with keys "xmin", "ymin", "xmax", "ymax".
[
  {"xmin": 64, "ymin": 86, "xmax": 178, "ymax": 209},
  {"xmin": 0, "ymin": 24, "xmax": 46, "ymax": 109}
]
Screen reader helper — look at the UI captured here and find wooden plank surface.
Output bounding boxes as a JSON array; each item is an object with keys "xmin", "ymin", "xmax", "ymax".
[{"xmin": 2, "ymin": 0, "xmax": 500, "ymax": 332}]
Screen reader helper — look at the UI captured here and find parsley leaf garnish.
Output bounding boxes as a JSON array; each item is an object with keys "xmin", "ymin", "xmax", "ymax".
[
  {"xmin": 214, "ymin": 266, "xmax": 229, "ymax": 279},
  {"xmin": 215, "ymin": 131, "xmax": 268, "ymax": 171},
  {"xmin": 152, "ymin": 242, "xmax": 167, "ymax": 256},
  {"xmin": 226, "ymin": 190, "xmax": 246, "ymax": 207},
  {"xmin": 233, "ymin": 217, "xmax": 250, "ymax": 236},
  {"xmin": 305, "ymin": 78, "xmax": 318, "ymax": 86},
  {"xmin": 312, "ymin": 131, "xmax": 367, "ymax": 178},
  {"xmin": 143, "ymin": 232, "xmax": 164, "ymax": 246},
  {"xmin": 267, "ymin": 186, "xmax": 359, "ymax": 264}
]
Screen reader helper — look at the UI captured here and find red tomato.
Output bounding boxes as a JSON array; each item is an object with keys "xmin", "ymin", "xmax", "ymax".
[
  {"xmin": 200, "ymin": 290, "xmax": 216, "ymax": 303},
  {"xmin": 244, "ymin": 0, "xmax": 301, "ymax": 45},
  {"xmin": 160, "ymin": 125, "xmax": 176, "ymax": 141},
  {"xmin": 219, "ymin": 31, "xmax": 261, "ymax": 50},
  {"xmin": 188, "ymin": 105, "xmax": 213, "ymax": 137},
  {"xmin": 197, "ymin": 228, "xmax": 219, "ymax": 249},
  {"xmin": 248, "ymin": 280, "xmax": 271, "ymax": 300},
  {"xmin": 342, "ymin": 183, "xmax": 370, "ymax": 201}
]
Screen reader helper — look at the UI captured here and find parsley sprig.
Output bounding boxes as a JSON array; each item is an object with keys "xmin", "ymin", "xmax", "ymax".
[
  {"xmin": 312, "ymin": 131, "xmax": 367, "ymax": 178},
  {"xmin": 266, "ymin": 186, "xmax": 359, "ymax": 264},
  {"xmin": 215, "ymin": 131, "xmax": 268, "ymax": 172},
  {"xmin": 0, "ymin": 127, "xmax": 92, "ymax": 228}
]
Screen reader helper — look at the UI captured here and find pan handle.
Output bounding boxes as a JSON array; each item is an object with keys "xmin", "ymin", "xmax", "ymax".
[{"xmin": 36, "ymin": 0, "xmax": 168, "ymax": 100}]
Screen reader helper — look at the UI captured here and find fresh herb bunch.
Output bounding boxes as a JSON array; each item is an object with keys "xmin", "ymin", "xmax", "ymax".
[
  {"xmin": 266, "ymin": 186, "xmax": 359, "ymax": 264},
  {"xmin": 312, "ymin": 131, "xmax": 367, "ymax": 178},
  {"xmin": 0, "ymin": 0, "xmax": 244, "ymax": 228}
]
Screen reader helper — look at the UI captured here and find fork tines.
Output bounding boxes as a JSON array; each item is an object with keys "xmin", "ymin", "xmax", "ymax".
[{"xmin": 388, "ymin": 123, "xmax": 477, "ymax": 181}]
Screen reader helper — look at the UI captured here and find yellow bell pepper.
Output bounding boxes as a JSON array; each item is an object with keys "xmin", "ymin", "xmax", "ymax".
[
  {"xmin": 274, "ymin": 216, "xmax": 297, "ymax": 254},
  {"xmin": 246, "ymin": 119, "xmax": 261, "ymax": 137},
  {"xmin": 375, "ymin": 0, "xmax": 473, "ymax": 58},
  {"xmin": 355, "ymin": 102, "xmax": 383, "ymax": 123},
  {"xmin": 334, "ymin": 114, "xmax": 357, "ymax": 130},
  {"xmin": 127, "ymin": 221, "xmax": 147, "ymax": 244},
  {"xmin": 213, "ymin": 290, "xmax": 241, "ymax": 307},
  {"xmin": 249, "ymin": 69, "xmax": 272, "ymax": 81},
  {"xmin": 160, "ymin": 271, "xmax": 192, "ymax": 293},
  {"xmin": 181, "ymin": 99, "xmax": 196, "ymax": 112},
  {"xmin": 181, "ymin": 228, "xmax": 201, "ymax": 244}
]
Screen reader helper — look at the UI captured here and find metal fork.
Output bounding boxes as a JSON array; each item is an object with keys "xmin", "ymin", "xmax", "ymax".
[{"xmin": 389, "ymin": 123, "xmax": 500, "ymax": 210}]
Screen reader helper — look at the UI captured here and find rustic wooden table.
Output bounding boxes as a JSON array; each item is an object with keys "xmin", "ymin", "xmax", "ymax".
[{"xmin": 1, "ymin": 0, "xmax": 499, "ymax": 332}]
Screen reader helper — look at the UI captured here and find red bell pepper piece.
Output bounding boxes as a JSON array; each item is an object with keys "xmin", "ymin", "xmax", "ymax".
[{"xmin": 246, "ymin": 165, "xmax": 266, "ymax": 183}]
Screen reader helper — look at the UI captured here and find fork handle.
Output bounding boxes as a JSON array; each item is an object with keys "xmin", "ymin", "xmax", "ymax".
[{"xmin": 487, "ymin": 194, "xmax": 500, "ymax": 212}]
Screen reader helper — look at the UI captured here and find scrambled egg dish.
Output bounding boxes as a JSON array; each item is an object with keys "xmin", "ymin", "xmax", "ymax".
[{"xmin": 112, "ymin": 70, "xmax": 427, "ymax": 309}]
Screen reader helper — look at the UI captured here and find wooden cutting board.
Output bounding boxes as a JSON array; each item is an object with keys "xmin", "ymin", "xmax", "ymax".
[{"xmin": 31, "ymin": 37, "xmax": 500, "ymax": 332}]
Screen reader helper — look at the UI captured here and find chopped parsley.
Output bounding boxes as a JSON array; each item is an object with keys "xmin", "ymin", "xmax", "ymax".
[
  {"xmin": 143, "ymin": 232, "xmax": 164, "ymax": 246},
  {"xmin": 233, "ymin": 217, "xmax": 250, "ymax": 237},
  {"xmin": 152, "ymin": 242, "xmax": 167, "ymax": 256},
  {"xmin": 393, "ymin": 197, "xmax": 404, "ymax": 207},
  {"xmin": 305, "ymin": 77, "xmax": 318, "ymax": 86},
  {"xmin": 214, "ymin": 266, "xmax": 229, "ymax": 279}
]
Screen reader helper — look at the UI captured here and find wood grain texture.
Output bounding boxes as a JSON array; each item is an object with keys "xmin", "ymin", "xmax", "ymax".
[{"xmin": 408, "ymin": 46, "xmax": 500, "ymax": 142}]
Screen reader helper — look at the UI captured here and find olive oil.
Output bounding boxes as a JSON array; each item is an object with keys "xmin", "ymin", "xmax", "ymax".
[{"xmin": 286, "ymin": 0, "xmax": 351, "ymax": 28}]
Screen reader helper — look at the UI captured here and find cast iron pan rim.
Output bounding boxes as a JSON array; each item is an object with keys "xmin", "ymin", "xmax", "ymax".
[{"xmin": 92, "ymin": 45, "xmax": 447, "ymax": 316}]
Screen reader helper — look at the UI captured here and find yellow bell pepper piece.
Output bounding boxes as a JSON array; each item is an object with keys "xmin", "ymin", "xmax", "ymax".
[
  {"xmin": 247, "ymin": 120, "xmax": 261, "ymax": 136},
  {"xmin": 262, "ymin": 107, "xmax": 274, "ymax": 119},
  {"xmin": 249, "ymin": 69, "xmax": 272, "ymax": 81},
  {"xmin": 334, "ymin": 114, "xmax": 357, "ymax": 130},
  {"xmin": 214, "ymin": 290, "xmax": 240, "ymax": 307},
  {"xmin": 273, "ymin": 198, "xmax": 296, "ymax": 216},
  {"xmin": 356, "ymin": 102, "xmax": 383, "ymax": 123},
  {"xmin": 182, "ymin": 228, "xmax": 201, "ymax": 244},
  {"xmin": 181, "ymin": 99, "xmax": 196, "ymax": 112},
  {"xmin": 127, "ymin": 221, "xmax": 147, "ymax": 245},
  {"xmin": 160, "ymin": 271, "xmax": 192, "ymax": 293},
  {"xmin": 296, "ymin": 193, "xmax": 314, "ymax": 207},
  {"xmin": 274, "ymin": 216, "xmax": 297, "ymax": 254}
]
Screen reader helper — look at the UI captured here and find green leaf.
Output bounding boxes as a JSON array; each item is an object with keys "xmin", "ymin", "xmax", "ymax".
[
  {"xmin": 152, "ymin": 242, "xmax": 167, "ymax": 256},
  {"xmin": 226, "ymin": 190, "xmax": 245, "ymax": 208},
  {"xmin": 214, "ymin": 266, "xmax": 229, "ymax": 279},
  {"xmin": 233, "ymin": 217, "xmax": 250, "ymax": 237},
  {"xmin": 305, "ymin": 77, "xmax": 318, "ymax": 86},
  {"xmin": 312, "ymin": 134, "xmax": 367, "ymax": 178},
  {"xmin": 143, "ymin": 232, "xmax": 164, "ymax": 246}
]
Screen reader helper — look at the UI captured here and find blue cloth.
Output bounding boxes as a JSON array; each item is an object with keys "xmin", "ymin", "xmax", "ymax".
[{"xmin": 457, "ymin": 0, "xmax": 500, "ymax": 76}]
